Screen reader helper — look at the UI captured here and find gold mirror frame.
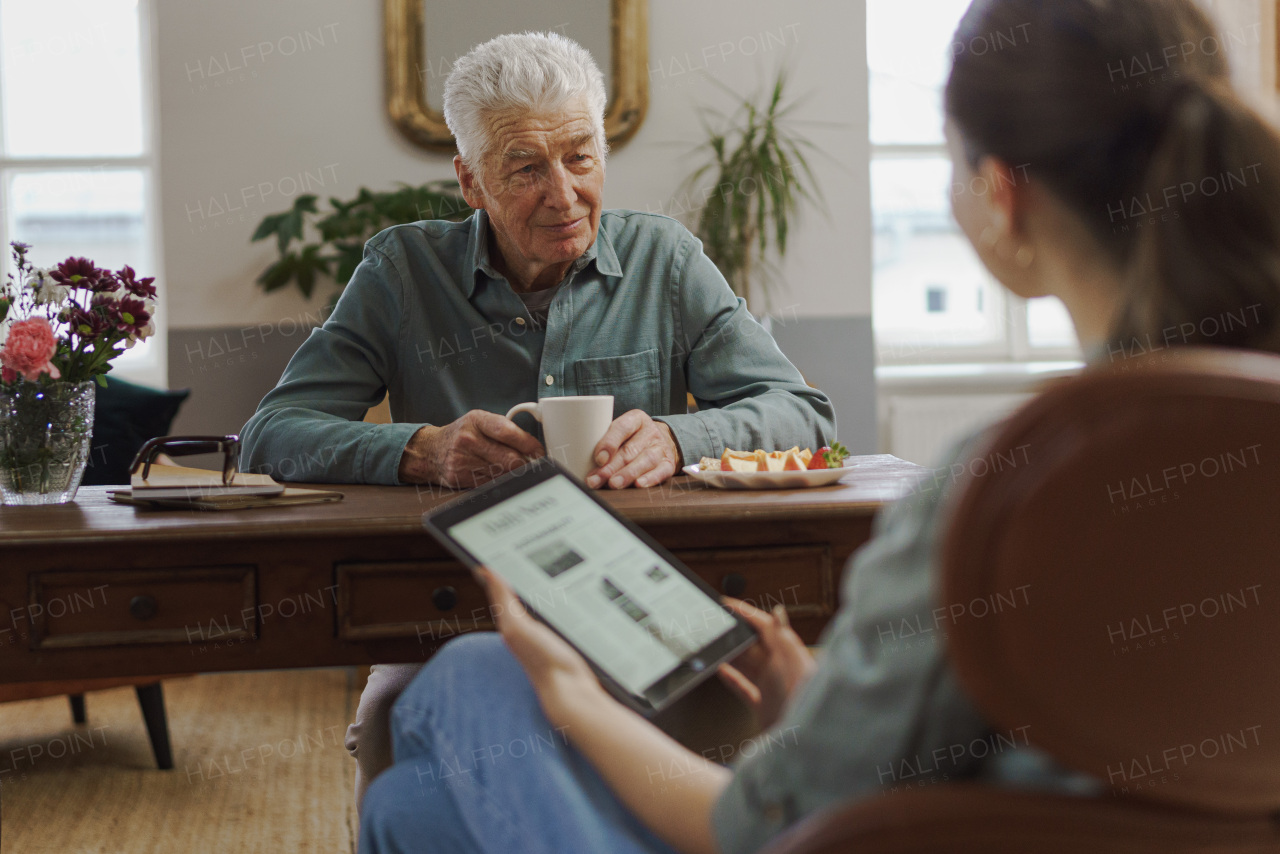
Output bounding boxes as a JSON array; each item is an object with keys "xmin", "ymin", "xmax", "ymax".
[{"xmin": 385, "ymin": 0, "xmax": 649, "ymax": 153}]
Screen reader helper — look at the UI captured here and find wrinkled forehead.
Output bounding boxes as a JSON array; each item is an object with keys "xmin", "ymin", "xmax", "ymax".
[{"xmin": 483, "ymin": 102, "xmax": 600, "ymax": 162}]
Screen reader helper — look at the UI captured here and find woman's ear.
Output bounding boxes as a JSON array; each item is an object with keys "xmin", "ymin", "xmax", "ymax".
[
  {"xmin": 975, "ymin": 155, "xmax": 1031, "ymax": 242},
  {"xmin": 454, "ymin": 155, "xmax": 487, "ymax": 211},
  {"xmin": 959, "ymin": 153, "xmax": 1044, "ymax": 297}
]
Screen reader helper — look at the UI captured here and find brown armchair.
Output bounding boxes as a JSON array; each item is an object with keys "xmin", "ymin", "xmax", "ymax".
[{"xmin": 763, "ymin": 347, "xmax": 1280, "ymax": 853}]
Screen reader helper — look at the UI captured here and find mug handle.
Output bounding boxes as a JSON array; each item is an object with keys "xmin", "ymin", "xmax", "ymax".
[{"xmin": 505, "ymin": 402, "xmax": 542, "ymax": 423}]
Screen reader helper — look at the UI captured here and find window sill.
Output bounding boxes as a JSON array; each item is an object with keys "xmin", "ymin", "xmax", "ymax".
[{"xmin": 876, "ymin": 360, "xmax": 1085, "ymax": 393}]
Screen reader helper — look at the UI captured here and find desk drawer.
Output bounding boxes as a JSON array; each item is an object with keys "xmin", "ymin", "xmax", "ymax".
[
  {"xmin": 672, "ymin": 545, "xmax": 835, "ymax": 619},
  {"xmin": 30, "ymin": 567, "xmax": 257, "ymax": 649},
  {"xmin": 335, "ymin": 547, "xmax": 834, "ymax": 643},
  {"xmin": 337, "ymin": 561, "xmax": 492, "ymax": 642}
]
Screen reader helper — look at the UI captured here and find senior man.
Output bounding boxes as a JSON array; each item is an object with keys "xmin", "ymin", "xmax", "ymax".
[{"xmin": 240, "ymin": 31, "xmax": 835, "ymax": 808}]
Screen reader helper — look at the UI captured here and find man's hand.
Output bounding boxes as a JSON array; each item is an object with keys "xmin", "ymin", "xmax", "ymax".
[
  {"xmin": 717, "ymin": 597, "xmax": 817, "ymax": 732},
  {"xmin": 398, "ymin": 410, "xmax": 545, "ymax": 488},
  {"xmin": 585, "ymin": 410, "xmax": 681, "ymax": 490}
]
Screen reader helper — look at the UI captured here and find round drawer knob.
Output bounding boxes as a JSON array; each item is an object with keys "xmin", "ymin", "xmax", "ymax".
[
  {"xmin": 432, "ymin": 586, "xmax": 459, "ymax": 612},
  {"xmin": 129, "ymin": 595, "xmax": 158, "ymax": 621},
  {"xmin": 721, "ymin": 573, "xmax": 748, "ymax": 599}
]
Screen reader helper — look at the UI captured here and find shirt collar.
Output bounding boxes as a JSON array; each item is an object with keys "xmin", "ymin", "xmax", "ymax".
[{"xmin": 465, "ymin": 210, "xmax": 622, "ymax": 298}]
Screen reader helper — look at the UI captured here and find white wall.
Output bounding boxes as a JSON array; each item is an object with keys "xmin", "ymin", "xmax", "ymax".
[
  {"xmin": 1200, "ymin": 0, "xmax": 1270, "ymax": 92},
  {"xmin": 155, "ymin": 0, "xmax": 871, "ymax": 330}
]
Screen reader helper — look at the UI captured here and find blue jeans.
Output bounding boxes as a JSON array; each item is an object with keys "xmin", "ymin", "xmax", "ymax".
[{"xmin": 358, "ymin": 633, "xmax": 683, "ymax": 854}]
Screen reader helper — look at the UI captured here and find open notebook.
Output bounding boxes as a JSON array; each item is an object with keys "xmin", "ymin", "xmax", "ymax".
[{"xmin": 109, "ymin": 464, "xmax": 342, "ymax": 511}]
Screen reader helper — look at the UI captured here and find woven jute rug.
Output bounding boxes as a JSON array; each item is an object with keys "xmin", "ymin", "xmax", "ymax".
[{"xmin": 0, "ymin": 669, "xmax": 360, "ymax": 853}]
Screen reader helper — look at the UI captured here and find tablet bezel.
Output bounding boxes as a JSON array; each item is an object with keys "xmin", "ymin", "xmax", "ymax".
[{"xmin": 422, "ymin": 458, "xmax": 758, "ymax": 716}]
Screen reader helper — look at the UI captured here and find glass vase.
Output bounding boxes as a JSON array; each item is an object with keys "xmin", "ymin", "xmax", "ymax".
[{"xmin": 0, "ymin": 380, "xmax": 96, "ymax": 506}]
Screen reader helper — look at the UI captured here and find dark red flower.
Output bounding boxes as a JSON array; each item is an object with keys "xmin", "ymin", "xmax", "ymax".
[
  {"xmin": 68, "ymin": 306, "xmax": 111, "ymax": 340},
  {"xmin": 92, "ymin": 272, "xmax": 121, "ymax": 294},
  {"xmin": 50, "ymin": 257, "xmax": 102, "ymax": 290},
  {"xmin": 116, "ymin": 297, "xmax": 151, "ymax": 333},
  {"xmin": 117, "ymin": 265, "xmax": 157, "ymax": 299}
]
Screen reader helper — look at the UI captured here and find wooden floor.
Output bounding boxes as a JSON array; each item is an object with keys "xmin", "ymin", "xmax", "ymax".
[{"xmin": 0, "ymin": 669, "xmax": 362, "ymax": 853}]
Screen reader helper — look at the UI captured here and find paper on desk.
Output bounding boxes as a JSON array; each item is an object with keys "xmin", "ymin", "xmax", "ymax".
[
  {"xmin": 108, "ymin": 486, "xmax": 343, "ymax": 511},
  {"xmin": 129, "ymin": 463, "xmax": 284, "ymax": 499}
]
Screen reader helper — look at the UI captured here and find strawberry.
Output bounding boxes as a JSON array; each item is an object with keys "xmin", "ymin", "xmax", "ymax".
[{"xmin": 806, "ymin": 442, "xmax": 850, "ymax": 470}]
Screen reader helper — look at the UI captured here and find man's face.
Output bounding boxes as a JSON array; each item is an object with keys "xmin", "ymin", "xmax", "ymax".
[{"xmin": 457, "ymin": 102, "xmax": 604, "ymax": 286}]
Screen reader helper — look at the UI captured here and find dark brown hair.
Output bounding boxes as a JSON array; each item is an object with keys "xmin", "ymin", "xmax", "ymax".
[{"xmin": 946, "ymin": 0, "xmax": 1280, "ymax": 355}]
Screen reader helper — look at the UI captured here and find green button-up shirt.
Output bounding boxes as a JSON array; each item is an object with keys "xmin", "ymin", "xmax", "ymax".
[{"xmin": 241, "ymin": 210, "xmax": 835, "ymax": 484}]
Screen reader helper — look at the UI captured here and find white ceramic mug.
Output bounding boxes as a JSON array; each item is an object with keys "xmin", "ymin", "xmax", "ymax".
[{"xmin": 506, "ymin": 395, "xmax": 614, "ymax": 480}]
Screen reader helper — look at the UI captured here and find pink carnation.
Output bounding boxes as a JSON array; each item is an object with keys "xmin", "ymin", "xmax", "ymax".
[{"xmin": 1, "ymin": 317, "xmax": 61, "ymax": 383}]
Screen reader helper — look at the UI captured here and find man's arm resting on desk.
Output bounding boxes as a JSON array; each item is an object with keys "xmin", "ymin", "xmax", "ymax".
[
  {"xmin": 242, "ymin": 242, "xmax": 418, "ymax": 485},
  {"xmin": 655, "ymin": 237, "xmax": 838, "ymax": 462}
]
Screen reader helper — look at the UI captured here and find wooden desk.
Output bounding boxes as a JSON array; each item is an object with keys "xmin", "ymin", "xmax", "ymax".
[{"xmin": 0, "ymin": 456, "xmax": 925, "ymax": 683}]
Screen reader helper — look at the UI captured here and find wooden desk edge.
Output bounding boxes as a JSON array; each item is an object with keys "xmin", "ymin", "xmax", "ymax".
[{"xmin": 0, "ymin": 500, "xmax": 895, "ymax": 547}]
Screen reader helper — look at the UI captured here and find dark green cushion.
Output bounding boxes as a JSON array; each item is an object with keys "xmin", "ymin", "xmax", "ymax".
[{"xmin": 82, "ymin": 377, "xmax": 190, "ymax": 486}]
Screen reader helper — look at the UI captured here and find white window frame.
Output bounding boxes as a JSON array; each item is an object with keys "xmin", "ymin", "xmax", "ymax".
[
  {"xmin": 0, "ymin": 0, "xmax": 165, "ymax": 388},
  {"xmin": 869, "ymin": 145, "xmax": 1082, "ymax": 368}
]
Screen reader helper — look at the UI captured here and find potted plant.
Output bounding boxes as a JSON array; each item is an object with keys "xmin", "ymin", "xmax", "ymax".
[
  {"xmin": 682, "ymin": 70, "xmax": 823, "ymax": 315},
  {"xmin": 251, "ymin": 181, "xmax": 473, "ymax": 304},
  {"xmin": 0, "ymin": 242, "xmax": 158, "ymax": 505}
]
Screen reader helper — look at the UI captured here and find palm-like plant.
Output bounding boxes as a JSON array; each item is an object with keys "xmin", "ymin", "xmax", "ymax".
[{"xmin": 683, "ymin": 70, "xmax": 823, "ymax": 314}]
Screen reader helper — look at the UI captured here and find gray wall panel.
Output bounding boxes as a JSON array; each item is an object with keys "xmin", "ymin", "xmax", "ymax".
[
  {"xmin": 168, "ymin": 326, "xmax": 310, "ymax": 438},
  {"xmin": 770, "ymin": 316, "xmax": 878, "ymax": 455}
]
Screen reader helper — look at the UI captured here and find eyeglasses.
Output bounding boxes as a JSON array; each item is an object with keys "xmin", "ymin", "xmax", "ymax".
[{"xmin": 129, "ymin": 435, "xmax": 242, "ymax": 486}]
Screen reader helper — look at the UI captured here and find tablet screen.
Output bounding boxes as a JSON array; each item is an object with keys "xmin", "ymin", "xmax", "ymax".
[{"xmin": 447, "ymin": 473, "xmax": 739, "ymax": 698}]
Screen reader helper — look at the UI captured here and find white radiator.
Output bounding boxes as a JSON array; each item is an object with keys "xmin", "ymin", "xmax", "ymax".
[{"xmin": 886, "ymin": 394, "xmax": 1034, "ymax": 466}]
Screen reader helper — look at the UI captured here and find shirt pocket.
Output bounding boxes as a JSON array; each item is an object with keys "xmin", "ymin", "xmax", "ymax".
[{"xmin": 573, "ymin": 349, "xmax": 662, "ymax": 418}]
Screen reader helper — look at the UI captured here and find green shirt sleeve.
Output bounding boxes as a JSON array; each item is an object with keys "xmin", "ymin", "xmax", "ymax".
[
  {"xmin": 654, "ymin": 232, "xmax": 837, "ymax": 463},
  {"xmin": 240, "ymin": 243, "xmax": 423, "ymax": 485}
]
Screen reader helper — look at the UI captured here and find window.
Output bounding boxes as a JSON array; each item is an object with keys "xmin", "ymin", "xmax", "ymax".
[
  {"xmin": 0, "ymin": 0, "xmax": 163, "ymax": 386},
  {"xmin": 867, "ymin": 0, "xmax": 1079, "ymax": 365}
]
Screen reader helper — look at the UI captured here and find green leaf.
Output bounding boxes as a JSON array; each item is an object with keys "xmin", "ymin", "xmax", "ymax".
[
  {"xmin": 257, "ymin": 255, "xmax": 296, "ymax": 292},
  {"xmin": 251, "ymin": 213, "xmax": 286, "ymax": 243},
  {"xmin": 266, "ymin": 195, "xmax": 319, "ymax": 254},
  {"xmin": 294, "ymin": 245, "xmax": 328, "ymax": 299},
  {"xmin": 296, "ymin": 263, "xmax": 315, "ymax": 299},
  {"xmin": 276, "ymin": 211, "xmax": 301, "ymax": 255}
]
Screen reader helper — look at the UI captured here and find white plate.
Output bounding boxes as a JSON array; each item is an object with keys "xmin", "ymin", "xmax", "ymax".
[{"xmin": 681, "ymin": 462, "xmax": 850, "ymax": 490}]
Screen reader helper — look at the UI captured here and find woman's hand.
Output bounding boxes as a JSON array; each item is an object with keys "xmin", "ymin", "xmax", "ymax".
[
  {"xmin": 718, "ymin": 598, "xmax": 817, "ymax": 731},
  {"xmin": 478, "ymin": 567, "xmax": 732, "ymax": 854},
  {"xmin": 476, "ymin": 567, "xmax": 602, "ymax": 722}
]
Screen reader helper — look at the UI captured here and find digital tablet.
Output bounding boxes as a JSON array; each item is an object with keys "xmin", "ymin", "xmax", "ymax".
[{"xmin": 423, "ymin": 458, "xmax": 758, "ymax": 715}]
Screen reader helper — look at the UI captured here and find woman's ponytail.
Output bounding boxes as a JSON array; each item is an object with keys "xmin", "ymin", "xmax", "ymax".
[{"xmin": 1115, "ymin": 77, "xmax": 1280, "ymax": 355}]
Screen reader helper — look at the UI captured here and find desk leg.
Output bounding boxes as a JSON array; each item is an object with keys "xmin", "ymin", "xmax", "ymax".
[
  {"xmin": 69, "ymin": 694, "xmax": 87, "ymax": 724},
  {"xmin": 135, "ymin": 684, "xmax": 174, "ymax": 770}
]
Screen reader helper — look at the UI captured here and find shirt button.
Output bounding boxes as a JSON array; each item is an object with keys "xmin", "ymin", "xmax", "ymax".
[
  {"xmin": 515, "ymin": 318, "xmax": 526, "ymax": 327},
  {"xmin": 545, "ymin": 375, "xmax": 554, "ymax": 386}
]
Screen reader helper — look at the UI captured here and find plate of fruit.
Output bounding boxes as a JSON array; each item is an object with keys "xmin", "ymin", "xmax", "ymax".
[{"xmin": 683, "ymin": 443, "xmax": 851, "ymax": 490}]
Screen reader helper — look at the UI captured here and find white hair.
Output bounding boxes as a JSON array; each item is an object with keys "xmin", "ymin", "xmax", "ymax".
[{"xmin": 443, "ymin": 32, "xmax": 608, "ymax": 176}]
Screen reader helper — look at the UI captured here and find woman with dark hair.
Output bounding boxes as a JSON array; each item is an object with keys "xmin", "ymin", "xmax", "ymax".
[{"xmin": 359, "ymin": 2, "xmax": 1280, "ymax": 852}]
